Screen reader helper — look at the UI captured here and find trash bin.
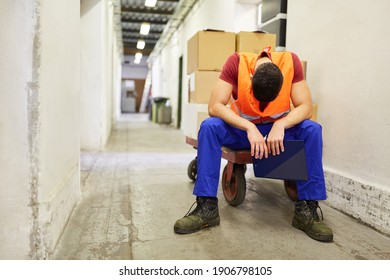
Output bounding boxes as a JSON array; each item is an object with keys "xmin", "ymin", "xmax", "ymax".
[
  {"xmin": 152, "ymin": 97, "xmax": 169, "ymax": 123},
  {"xmin": 158, "ymin": 105, "xmax": 172, "ymax": 124}
]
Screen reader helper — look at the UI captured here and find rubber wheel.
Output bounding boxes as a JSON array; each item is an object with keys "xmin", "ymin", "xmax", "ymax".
[
  {"xmin": 187, "ymin": 158, "xmax": 197, "ymax": 181},
  {"xmin": 284, "ymin": 180, "xmax": 298, "ymax": 201},
  {"xmin": 222, "ymin": 164, "xmax": 246, "ymax": 206}
]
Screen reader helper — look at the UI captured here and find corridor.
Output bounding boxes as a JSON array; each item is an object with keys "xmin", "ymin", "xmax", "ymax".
[{"xmin": 53, "ymin": 114, "xmax": 390, "ymax": 260}]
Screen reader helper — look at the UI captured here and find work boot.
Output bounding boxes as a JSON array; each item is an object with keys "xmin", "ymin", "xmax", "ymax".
[
  {"xmin": 174, "ymin": 196, "xmax": 220, "ymax": 234},
  {"xmin": 292, "ymin": 200, "xmax": 333, "ymax": 242}
]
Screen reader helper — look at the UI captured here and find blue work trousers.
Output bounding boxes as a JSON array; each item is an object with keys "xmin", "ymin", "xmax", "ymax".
[{"xmin": 193, "ymin": 117, "xmax": 327, "ymax": 201}]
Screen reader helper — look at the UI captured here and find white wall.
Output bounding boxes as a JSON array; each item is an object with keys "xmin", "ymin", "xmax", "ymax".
[
  {"xmin": 159, "ymin": 33, "xmax": 180, "ymax": 124},
  {"xmin": 38, "ymin": 0, "xmax": 81, "ymax": 258},
  {"xmin": 80, "ymin": 0, "xmax": 121, "ymax": 149},
  {"xmin": 113, "ymin": 39, "xmax": 124, "ymax": 122},
  {"xmin": 234, "ymin": 2, "xmax": 259, "ymax": 32},
  {"xmin": 104, "ymin": 0, "xmax": 113, "ymax": 142},
  {"xmin": 122, "ymin": 64, "xmax": 148, "ymax": 80},
  {"xmin": 80, "ymin": 0, "xmax": 104, "ymax": 149},
  {"xmin": 0, "ymin": 0, "xmax": 35, "ymax": 259},
  {"xmin": 0, "ymin": 0, "xmax": 81, "ymax": 259},
  {"xmin": 287, "ymin": 0, "xmax": 390, "ymax": 234}
]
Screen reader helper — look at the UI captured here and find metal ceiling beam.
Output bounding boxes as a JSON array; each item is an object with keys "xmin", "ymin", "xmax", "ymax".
[
  {"xmin": 121, "ymin": 18, "xmax": 169, "ymax": 24},
  {"xmin": 120, "ymin": 0, "xmax": 186, "ymax": 58},
  {"xmin": 122, "ymin": 28, "xmax": 163, "ymax": 34},
  {"xmin": 123, "ymin": 34, "xmax": 160, "ymax": 39},
  {"xmin": 121, "ymin": 7, "xmax": 174, "ymax": 15},
  {"xmin": 123, "ymin": 38, "xmax": 159, "ymax": 43}
]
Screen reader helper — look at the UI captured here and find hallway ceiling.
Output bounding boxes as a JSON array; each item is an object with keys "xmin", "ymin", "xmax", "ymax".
[{"xmin": 121, "ymin": 0, "xmax": 180, "ymax": 56}]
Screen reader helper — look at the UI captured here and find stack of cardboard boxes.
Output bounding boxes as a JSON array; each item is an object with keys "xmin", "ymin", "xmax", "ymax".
[
  {"xmin": 183, "ymin": 30, "xmax": 277, "ymax": 140},
  {"xmin": 184, "ymin": 30, "xmax": 233, "ymax": 139},
  {"xmin": 187, "ymin": 30, "xmax": 277, "ymax": 106},
  {"xmin": 183, "ymin": 30, "xmax": 316, "ymax": 140}
]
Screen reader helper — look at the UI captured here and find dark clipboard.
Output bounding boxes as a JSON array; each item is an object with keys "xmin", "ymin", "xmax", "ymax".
[{"xmin": 252, "ymin": 140, "xmax": 308, "ymax": 181}]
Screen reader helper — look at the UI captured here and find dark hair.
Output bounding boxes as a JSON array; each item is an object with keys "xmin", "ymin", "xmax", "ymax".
[{"xmin": 252, "ymin": 62, "xmax": 283, "ymax": 102}]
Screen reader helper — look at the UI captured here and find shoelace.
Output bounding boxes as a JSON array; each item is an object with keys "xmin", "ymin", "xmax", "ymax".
[
  {"xmin": 309, "ymin": 202, "xmax": 324, "ymax": 221},
  {"xmin": 184, "ymin": 201, "xmax": 198, "ymax": 217}
]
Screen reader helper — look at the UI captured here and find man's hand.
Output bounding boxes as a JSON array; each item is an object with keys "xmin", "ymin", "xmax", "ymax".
[
  {"xmin": 247, "ymin": 125, "xmax": 268, "ymax": 159},
  {"xmin": 266, "ymin": 120, "xmax": 286, "ymax": 156}
]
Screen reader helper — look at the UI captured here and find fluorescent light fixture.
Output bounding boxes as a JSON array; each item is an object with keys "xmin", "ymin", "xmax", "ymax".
[
  {"xmin": 136, "ymin": 40, "xmax": 145, "ymax": 49},
  {"xmin": 134, "ymin": 58, "xmax": 141, "ymax": 64},
  {"xmin": 135, "ymin": 52, "xmax": 143, "ymax": 60},
  {"xmin": 140, "ymin": 22, "xmax": 150, "ymax": 35},
  {"xmin": 145, "ymin": 0, "xmax": 157, "ymax": 7}
]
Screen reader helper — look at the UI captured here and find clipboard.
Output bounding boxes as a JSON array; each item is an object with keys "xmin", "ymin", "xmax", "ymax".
[{"xmin": 252, "ymin": 140, "xmax": 308, "ymax": 181}]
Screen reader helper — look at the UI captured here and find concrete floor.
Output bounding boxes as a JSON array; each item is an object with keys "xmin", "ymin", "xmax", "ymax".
[{"xmin": 52, "ymin": 113, "xmax": 390, "ymax": 260}]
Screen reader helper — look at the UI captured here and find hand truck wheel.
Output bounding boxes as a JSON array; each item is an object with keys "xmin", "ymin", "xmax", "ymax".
[
  {"xmin": 187, "ymin": 158, "xmax": 197, "ymax": 181},
  {"xmin": 222, "ymin": 163, "xmax": 246, "ymax": 206},
  {"xmin": 284, "ymin": 180, "xmax": 298, "ymax": 201}
]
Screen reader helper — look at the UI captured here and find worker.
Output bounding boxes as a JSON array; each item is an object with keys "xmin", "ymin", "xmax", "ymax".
[{"xmin": 174, "ymin": 47, "xmax": 333, "ymax": 242}]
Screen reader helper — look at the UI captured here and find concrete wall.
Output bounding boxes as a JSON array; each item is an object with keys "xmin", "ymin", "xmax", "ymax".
[
  {"xmin": 0, "ymin": 0, "xmax": 122, "ymax": 260},
  {"xmin": 0, "ymin": 0, "xmax": 81, "ymax": 259},
  {"xmin": 80, "ymin": 0, "xmax": 121, "ymax": 149},
  {"xmin": 0, "ymin": 0, "xmax": 35, "ymax": 260},
  {"xmin": 286, "ymin": 0, "xmax": 390, "ymax": 234},
  {"xmin": 113, "ymin": 38, "xmax": 124, "ymax": 123}
]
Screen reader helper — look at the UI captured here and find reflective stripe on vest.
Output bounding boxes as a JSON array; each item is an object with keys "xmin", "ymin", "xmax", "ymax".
[
  {"xmin": 230, "ymin": 50, "xmax": 294, "ymax": 124},
  {"xmin": 232, "ymin": 102, "xmax": 290, "ymax": 123}
]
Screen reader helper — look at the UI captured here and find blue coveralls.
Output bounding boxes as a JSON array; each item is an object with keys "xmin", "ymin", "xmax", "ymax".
[{"xmin": 193, "ymin": 117, "xmax": 327, "ymax": 201}]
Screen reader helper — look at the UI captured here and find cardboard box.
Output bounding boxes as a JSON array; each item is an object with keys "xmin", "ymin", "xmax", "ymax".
[
  {"xmin": 182, "ymin": 103, "xmax": 209, "ymax": 140},
  {"xmin": 187, "ymin": 30, "xmax": 236, "ymax": 74},
  {"xmin": 236, "ymin": 31, "xmax": 276, "ymax": 53},
  {"xmin": 188, "ymin": 70, "xmax": 221, "ymax": 104},
  {"xmin": 301, "ymin": 60, "xmax": 307, "ymax": 79}
]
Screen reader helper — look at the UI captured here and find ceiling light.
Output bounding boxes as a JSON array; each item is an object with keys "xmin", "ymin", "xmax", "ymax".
[
  {"xmin": 140, "ymin": 22, "xmax": 150, "ymax": 35},
  {"xmin": 135, "ymin": 52, "xmax": 143, "ymax": 60},
  {"xmin": 145, "ymin": 0, "xmax": 157, "ymax": 7},
  {"xmin": 137, "ymin": 40, "xmax": 145, "ymax": 49},
  {"xmin": 134, "ymin": 58, "xmax": 141, "ymax": 64}
]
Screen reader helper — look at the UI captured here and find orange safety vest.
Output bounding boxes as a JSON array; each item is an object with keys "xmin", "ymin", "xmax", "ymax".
[{"xmin": 230, "ymin": 49, "xmax": 294, "ymax": 124}]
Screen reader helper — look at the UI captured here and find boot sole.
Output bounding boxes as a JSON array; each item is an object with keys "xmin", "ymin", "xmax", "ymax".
[
  {"xmin": 292, "ymin": 217, "xmax": 333, "ymax": 242},
  {"xmin": 174, "ymin": 218, "xmax": 220, "ymax": 234}
]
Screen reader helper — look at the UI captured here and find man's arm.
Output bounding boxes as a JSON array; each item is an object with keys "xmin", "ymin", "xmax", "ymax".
[
  {"xmin": 208, "ymin": 79, "xmax": 269, "ymax": 159},
  {"xmin": 266, "ymin": 80, "xmax": 313, "ymax": 155}
]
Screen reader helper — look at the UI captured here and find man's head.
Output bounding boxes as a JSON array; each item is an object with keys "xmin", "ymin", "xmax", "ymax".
[{"xmin": 252, "ymin": 62, "xmax": 283, "ymax": 102}]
